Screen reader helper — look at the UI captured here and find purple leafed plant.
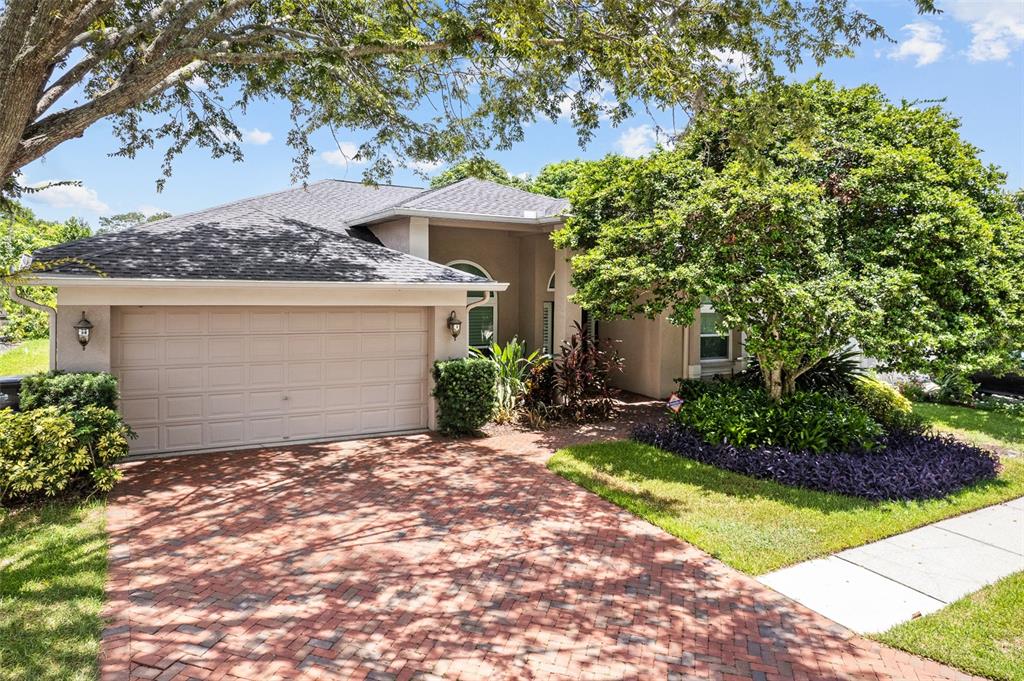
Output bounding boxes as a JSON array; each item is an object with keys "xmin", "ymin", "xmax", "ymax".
[{"xmin": 632, "ymin": 423, "xmax": 1002, "ymax": 501}]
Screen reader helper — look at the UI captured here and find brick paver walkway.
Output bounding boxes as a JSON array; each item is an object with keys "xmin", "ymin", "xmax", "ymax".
[{"xmin": 102, "ymin": 408, "xmax": 980, "ymax": 680}]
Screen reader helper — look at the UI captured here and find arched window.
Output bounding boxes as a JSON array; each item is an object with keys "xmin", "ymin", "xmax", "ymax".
[
  {"xmin": 546, "ymin": 271, "xmax": 556, "ymax": 292},
  {"xmin": 447, "ymin": 260, "xmax": 497, "ymax": 348}
]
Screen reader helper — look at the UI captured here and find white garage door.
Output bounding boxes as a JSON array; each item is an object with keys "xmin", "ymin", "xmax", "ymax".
[{"xmin": 112, "ymin": 306, "xmax": 430, "ymax": 455}]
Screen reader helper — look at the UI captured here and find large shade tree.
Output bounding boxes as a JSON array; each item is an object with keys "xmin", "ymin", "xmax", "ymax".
[
  {"xmin": 0, "ymin": 0, "xmax": 928, "ymax": 197},
  {"xmin": 556, "ymin": 80, "xmax": 1024, "ymax": 398}
]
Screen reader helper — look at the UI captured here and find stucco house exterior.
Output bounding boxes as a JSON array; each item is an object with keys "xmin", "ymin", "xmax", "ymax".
[{"xmin": 20, "ymin": 178, "xmax": 744, "ymax": 455}]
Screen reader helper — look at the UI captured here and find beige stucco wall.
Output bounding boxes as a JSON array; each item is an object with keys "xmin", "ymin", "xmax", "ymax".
[
  {"xmin": 369, "ymin": 217, "xmax": 429, "ymax": 259},
  {"xmin": 428, "ymin": 225, "xmax": 522, "ymax": 346},
  {"xmin": 604, "ymin": 313, "xmax": 683, "ymax": 399},
  {"xmin": 427, "ymin": 304, "xmax": 470, "ymax": 429},
  {"xmin": 54, "ymin": 304, "xmax": 111, "ymax": 372},
  {"xmin": 516, "ymin": 234, "xmax": 556, "ymax": 350}
]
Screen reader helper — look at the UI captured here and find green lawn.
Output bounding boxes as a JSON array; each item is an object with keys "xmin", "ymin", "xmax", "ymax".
[
  {"xmin": 549, "ymin": 441, "xmax": 1024, "ymax": 574},
  {"xmin": 914, "ymin": 402, "xmax": 1024, "ymax": 452},
  {"xmin": 0, "ymin": 339, "xmax": 49, "ymax": 376},
  {"xmin": 876, "ymin": 571, "xmax": 1024, "ymax": 681},
  {"xmin": 0, "ymin": 501, "xmax": 107, "ymax": 681}
]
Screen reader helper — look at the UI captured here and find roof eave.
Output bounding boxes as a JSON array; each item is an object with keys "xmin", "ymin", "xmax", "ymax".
[
  {"xmin": 352, "ymin": 207, "xmax": 566, "ymax": 227},
  {"xmin": 26, "ymin": 274, "xmax": 509, "ymax": 292}
]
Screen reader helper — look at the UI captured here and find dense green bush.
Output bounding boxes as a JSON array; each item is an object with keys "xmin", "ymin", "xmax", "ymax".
[
  {"xmin": 20, "ymin": 371, "xmax": 119, "ymax": 411},
  {"xmin": 432, "ymin": 358, "xmax": 498, "ymax": 435},
  {"xmin": 934, "ymin": 373, "xmax": 978, "ymax": 405},
  {"xmin": 854, "ymin": 377, "xmax": 925, "ymax": 434},
  {"xmin": 735, "ymin": 349, "xmax": 866, "ymax": 395},
  {"xmin": 672, "ymin": 383, "xmax": 882, "ymax": 454},
  {"xmin": 0, "ymin": 405, "xmax": 132, "ymax": 503}
]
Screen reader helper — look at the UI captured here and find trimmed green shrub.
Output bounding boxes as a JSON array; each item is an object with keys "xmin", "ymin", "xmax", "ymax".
[
  {"xmin": 672, "ymin": 383, "xmax": 882, "ymax": 453},
  {"xmin": 0, "ymin": 405, "xmax": 132, "ymax": 504},
  {"xmin": 432, "ymin": 358, "xmax": 498, "ymax": 435},
  {"xmin": 854, "ymin": 377, "xmax": 925, "ymax": 434},
  {"xmin": 20, "ymin": 370, "xmax": 119, "ymax": 411}
]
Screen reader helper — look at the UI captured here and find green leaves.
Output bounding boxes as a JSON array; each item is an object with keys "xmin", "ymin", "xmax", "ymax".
[
  {"xmin": 560, "ymin": 79, "xmax": 1024, "ymax": 392},
  {"xmin": 431, "ymin": 358, "xmax": 498, "ymax": 435}
]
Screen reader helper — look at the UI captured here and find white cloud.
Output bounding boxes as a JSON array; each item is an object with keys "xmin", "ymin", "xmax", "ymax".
[
  {"xmin": 241, "ymin": 128, "xmax": 273, "ymax": 145},
  {"xmin": 710, "ymin": 48, "xmax": 755, "ymax": 78},
  {"xmin": 211, "ymin": 126, "xmax": 239, "ymax": 144},
  {"xmin": 946, "ymin": 0, "xmax": 1024, "ymax": 62},
  {"xmin": 889, "ymin": 22, "xmax": 946, "ymax": 66},
  {"xmin": 187, "ymin": 75, "xmax": 209, "ymax": 91},
  {"xmin": 616, "ymin": 125, "xmax": 667, "ymax": 158},
  {"xmin": 407, "ymin": 159, "xmax": 443, "ymax": 172},
  {"xmin": 136, "ymin": 204, "xmax": 166, "ymax": 217},
  {"xmin": 27, "ymin": 181, "xmax": 109, "ymax": 213},
  {"xmin": 322, "ymin": 142, "xmax": 365, "ymax": 167}
]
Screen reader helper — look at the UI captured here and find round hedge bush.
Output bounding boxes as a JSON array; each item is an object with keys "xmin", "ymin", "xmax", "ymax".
[{"xmin": 432, "ymin": 358, "xmax": 498, "ymax": 435}]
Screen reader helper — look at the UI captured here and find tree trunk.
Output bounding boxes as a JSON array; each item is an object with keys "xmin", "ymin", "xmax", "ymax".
[{"xmin": 761, "ymin": 362, "xmax": 784, "ymax": 400}]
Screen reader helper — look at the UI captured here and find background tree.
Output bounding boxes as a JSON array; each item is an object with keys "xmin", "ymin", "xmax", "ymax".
[
  {"xmin": 430, "ymin": 159, "xmax": 529, "ymax": 190},
  {"xmin": 0, "ymin": 0, "xmax": 927, "ymax": 198},
  {"xmin": 556, "ymin": 79, "xmax": 1024, "ymax": 397},
  {"xmin": 529, "ymin": 159, "xmax": 590, "ymax": 198},
  {"xmin": 0, "ymin": 204, "xmax": 91, "ymax": 340},
  {"xmin": 97, "ymin": 211, "xmax": 172, "ymax": 234}
]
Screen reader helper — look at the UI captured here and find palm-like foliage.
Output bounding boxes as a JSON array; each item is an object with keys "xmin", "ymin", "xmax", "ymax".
[{"xmin": 471, "ymin": 337, "xmax": 540, "ymax": 420}]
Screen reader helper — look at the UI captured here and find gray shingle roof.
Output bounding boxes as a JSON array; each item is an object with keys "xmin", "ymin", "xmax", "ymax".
[
  {"xmin": 364, "ymin": 178, "xmax": 569, "ymax": 220},
  {"xmin": 31, "ymin": 178, "xmax": 567, "ymax": 284}
]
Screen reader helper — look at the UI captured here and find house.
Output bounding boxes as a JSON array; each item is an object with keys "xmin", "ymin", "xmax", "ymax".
[{"xmin": 20, "ymin": 178, "xmax": 745, "ymax": 455}]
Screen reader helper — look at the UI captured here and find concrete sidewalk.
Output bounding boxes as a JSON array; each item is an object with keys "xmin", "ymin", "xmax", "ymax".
[{"xmin": 759, "ymin": 496, "xmax": 1024, "ymax": 633}]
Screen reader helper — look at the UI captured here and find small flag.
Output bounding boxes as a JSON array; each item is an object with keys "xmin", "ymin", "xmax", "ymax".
[{"xmin": 667, "ymin": 392, "xmax": 684, "ymax": 413}]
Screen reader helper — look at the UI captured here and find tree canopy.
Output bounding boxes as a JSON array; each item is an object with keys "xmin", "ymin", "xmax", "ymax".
[
  {"xmin": 430, "ymin": 159, "xmax": 529, "ymax": 190},
  {"xmin": 1, "ymin": 203, "xmax": 91, "ymax": 340},
  {"xmin": 0, "ymin": 0, "xmax": 929, "ymax": 197},
  {"xmin": 97, "ymin": 211, "xmax": 172, "ymax": 234},
  {"xmin": 555, "ymin": 79, "xmax": 1024, "ymax": 397}
]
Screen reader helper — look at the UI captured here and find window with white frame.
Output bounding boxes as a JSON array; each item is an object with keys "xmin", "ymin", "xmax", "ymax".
[
  {"xmin": 699, "ymin": 302, "xmax": 730, "ymax": 361},
  {"xmin": 447, "ymin": 260, "xmax": 496, "ymax": 348},
  {"xmin": 546, "ymin": 271, "xmax": 555, "ymax": 292}
]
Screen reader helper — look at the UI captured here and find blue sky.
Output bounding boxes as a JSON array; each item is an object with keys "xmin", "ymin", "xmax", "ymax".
[{"xmin": 21, "ymin": 0, "xmax": 1024, "ymax": 225}]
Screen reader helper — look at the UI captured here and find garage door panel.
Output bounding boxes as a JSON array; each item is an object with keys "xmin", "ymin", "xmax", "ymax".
[
  {"xmin": 165, "ymin": 338, "xmax": 205, "ymax": 364},
  {"xmin": 394, "ymin": 406, "xmax": 426, "ymax": 430},
  {"xmin": 209, "ymin": 311, "xmax": 245, "ymax": 333},
  {"xmin": 251, "ymin": 311, "xmax": 287, "ymax": 332},
  {"xmin": 359, "ymin": 334, "xmax": 395, "ymax": 356},
  {"xmin": 324, "ymin": 360, "xmax": 359, "ymax": 383},
  {"xmin": 288, "ymin": 414, "xmax": 324, "ymax": 438},
  {"xmin": 119, "ymin": 368, "xmax": 159, "ymax": 395},
  {"xmin": 288, "ymin": 311, "xmax": 322, "ymax": 332},
  {"xmin": 117, "ymin": 339, "xmax": 160, "ymax": 365},
  {"xmin": 117, "ymin": 309, "xmax": 162, "ymax": 335},
  {"xmin": 133, "ymin": 426, "xmax": 160, "ymax": 453},
  {"xmin": 164, "ymin": 310, "xmax": 203, "ymax": 335},
  {"xmin": 395, "ymin": 358, "xmax": 426, "ymax": 379},
  {"xmin": 395, "ymin": 333, "xmax": 427, "ymax": 355},
  {"xmin": 206, "ymin": 393, "xmax": 245, "ymax": 418},
  {"xmin": 361, "ymin": 409, "xmax": 391, "ymax": 431},
  {"xmin": 113, "ymin": 306, "xmax": 429, "ymax": 454},
  {"xmin": 360, "ymin": 310, "xmax": 394, "ymax": 330},
  {"xmin": 324, "ymin": 387, "xmax": 360, "ymax": 408},
  {"xmin": 394, "ymin": 381, "xmax": 424, "ymax": 404},
  {"xmin": 248, "ymin": 417, "xmax": 285, "ymax": 441},
  {"xmin": 209, "ymin": 337, "xmax": 246, "ymax": 362},
  {"xmin": 165, "ymin": 395, "xmax": 203, "ymax": 420},
  {"xmin": 288, "ymin": 335, "xmax": 321, "ymax": 360},
  {"xmin": 250, "ymin": 363, "xmax": 286, "ymax": 387},
  {"xmin": 164, "ymin": 367, "xmax": 204, "ymax": 392},
  {"xmin": 250, "ymin": 390, "xmax": 285, "ymax": 413},
  {"xmin": 251, "ymin": 336, "xmax": 286, "ymax": 360},
  {"xmin": 287, "ymin": 388, "xmax": 322, "ymax": 411},
  {"xmin": 208, "ymin": 365, "xmax": 246, "ymax": 390},
  {"xmin": 207, "ymin": 421, "xmax": 246, "ymax": 446},
  {"xmin": 325, "ymin": 335, "xmax": 360, "ymax": 357},
  {"xmin": 164, "ymin": 423, "xmax": 204, "ymax": 449},
  {"xmin": 122, "ymin": 397, "xmax": 159, "ymax": 423},
  {"xmin": 361, "ymin": 384, "xmax": 391, "ymax": 407}
]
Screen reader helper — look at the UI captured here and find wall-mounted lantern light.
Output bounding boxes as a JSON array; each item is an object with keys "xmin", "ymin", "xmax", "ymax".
[
  {"xmin": 446, "ymin": 311, "xmax": 462, "ymax": 340},
  {"xmin": 73, "ymin": 311, "xmax": 93, "ymax": 350}
]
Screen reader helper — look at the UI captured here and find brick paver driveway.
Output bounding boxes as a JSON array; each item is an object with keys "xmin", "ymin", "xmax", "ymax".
[{"xmin": 103, "ymin": 408, "xmax": 978, "ymax": 681}]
